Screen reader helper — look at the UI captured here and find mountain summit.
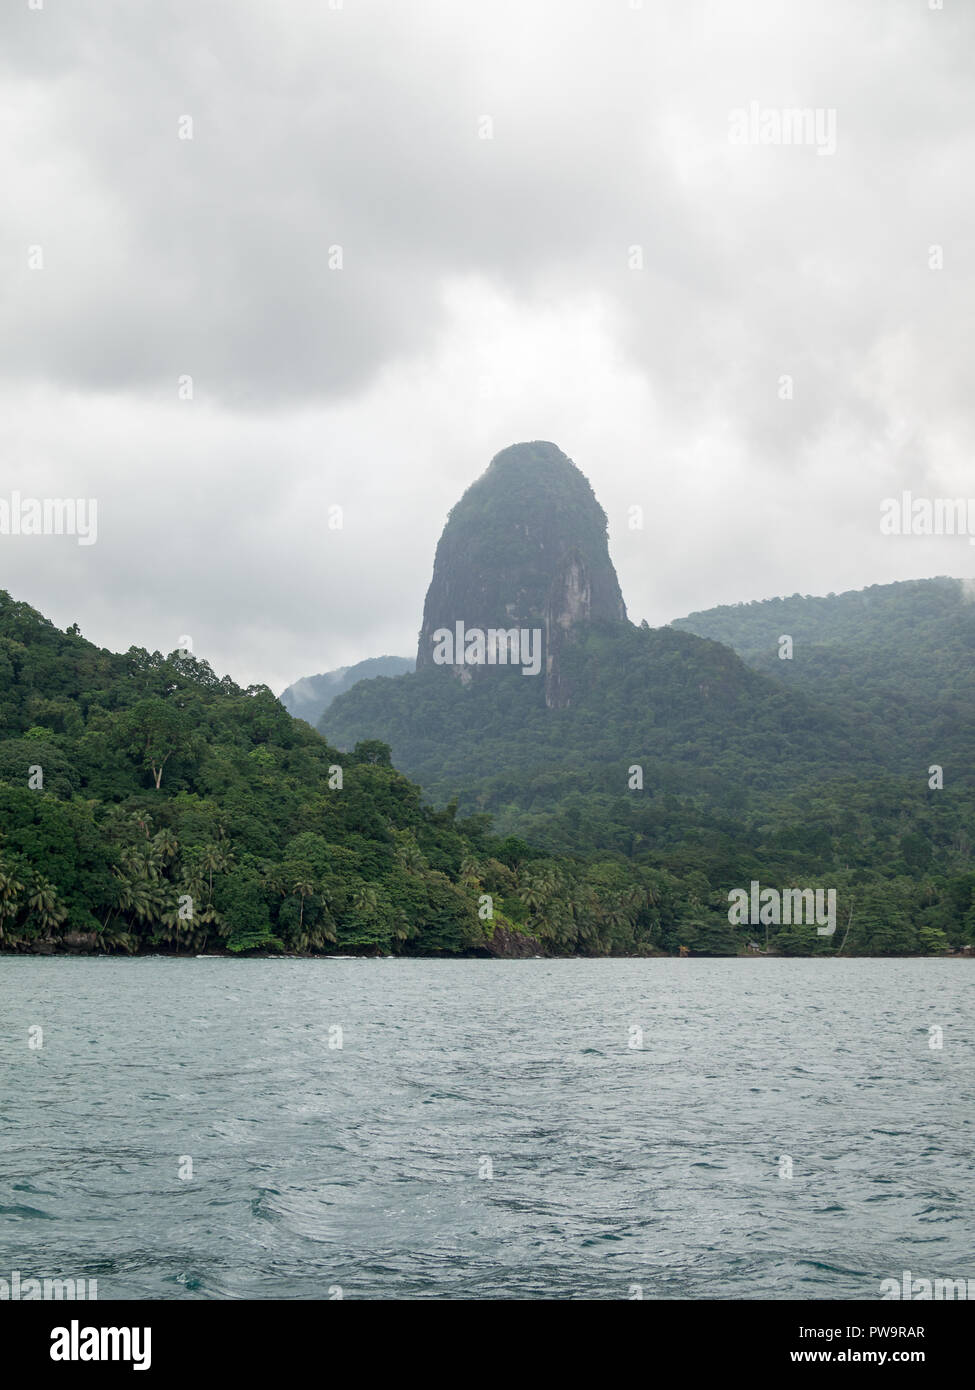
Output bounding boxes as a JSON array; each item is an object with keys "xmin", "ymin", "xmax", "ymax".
[{"xmin": 415, "ymin": 442, "xmax": 627, "ymax": 705}]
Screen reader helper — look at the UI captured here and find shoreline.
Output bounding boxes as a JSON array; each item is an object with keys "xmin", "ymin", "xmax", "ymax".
[{"xmin": 2, "ymin": 949, "xmax": 971, "ymax": 962}]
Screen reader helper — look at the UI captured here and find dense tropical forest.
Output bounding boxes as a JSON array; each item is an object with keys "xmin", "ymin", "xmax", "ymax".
[
  {"xmin": 319, "ymin": 578, "xmax": 975, "ymax": 959},
  {"xmin": 3, "ymin": 573, "xmax": 974, "ymax": 958},
  {"xmin": 0, "ymin": 589, "xmax": 768, "ymax": 959},
  {"xmin": 673, "ymin": 577, "xmax": 975, "ymax": 783},
  {"xmin": 0, "ymin": 590, "xmax": 524, "ymax": 957}
]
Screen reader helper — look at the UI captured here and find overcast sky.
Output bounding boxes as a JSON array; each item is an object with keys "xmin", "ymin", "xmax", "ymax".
[{"xmin": 2, "ymin": 0, "xmax": 973, "ymax": 694}]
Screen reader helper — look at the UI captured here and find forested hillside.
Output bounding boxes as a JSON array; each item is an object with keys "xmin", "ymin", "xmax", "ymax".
[
  {"xmin": 4, "ymin": 576, "xmax": 975, "ymax": 958},
  {"xmin": 672, "ymin": 578, "xmax": 975, "ymax": 784},
  {"xmin": 0, "ymin": 591, "xmax": 508, "ymax": 956},
  {"xmin": 322, "ymin": 619, "xmax": 880, "ymax": 823},
  {"xmin": 320, "ymin": 616, "xmax": 975, "ymax": 954},
  {"xmin": 0, "ymin": 590, "xmax": 774, "ymax": 959}
]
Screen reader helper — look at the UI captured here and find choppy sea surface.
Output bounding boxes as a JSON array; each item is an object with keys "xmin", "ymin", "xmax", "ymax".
[{"xmin": 1, "ymin": 957, "xmax": 972, "ymax": 1300}]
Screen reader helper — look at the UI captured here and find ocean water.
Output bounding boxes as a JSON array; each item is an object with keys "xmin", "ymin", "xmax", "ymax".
[{"xmin": 1, "ymin": 957, "xmax": 972, "ymax": 1301}]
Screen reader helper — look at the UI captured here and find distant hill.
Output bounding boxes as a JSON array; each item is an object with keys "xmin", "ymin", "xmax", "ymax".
[
  {"xmin": 321, "ymin": 619, "xmax": 878, "ymax": 837},
  {"xmin": 672, "ymin": 578, "xmax": 975, "ymax": 784},
  {"xmin": 280, "ymin": 656, "xmax": 414, "ymax": 726}
]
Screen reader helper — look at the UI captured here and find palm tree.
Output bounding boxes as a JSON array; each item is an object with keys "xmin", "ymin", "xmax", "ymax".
[
  {"xmin": 395, "ymin": 834, "xmax": 426, "ymax": 874},
  {"xmin": 98, "ymin": 920, "xmax": 138, "ymax": 955},
  {"xmin": 292, "ymin": 878, "xmax": 315, "ymax": 935},
  {"xmin": 112, "ymin": 865, "xmax": 155, "ymax": 931},
  {"xmin": 317, "ymin": 890, "xmax": 337, "ymax": 944},
  {"xmin": 518, "ymin": 872, "xmax": 547, "ymax": 917},
  {"xmin": 572, "ymin": 884, "xmax": 602, "ymax": 949},
  {"xmin": 601, "ymin": 894, "xmax": 633, "ymax": 934},
  {"xmin": 196, "ymin": 904, "xmax": 224, "ymax": 950},
  {"xmin": 152, "ymin": 828, "xmax": 179, "ymax": 863},
  {"xmin": 200, "ymin": 843, "xmax": 230, "ymax": 902},
  {"xmin": 159, "ymin": 901, "xmax": 186, "ymax": 952},
  {"xmin": 459, "ymin": 855, "xmax": 486, "ymax": 889},
  {"xmin": 26, "ymin": 876, "xmax": 67, "ymax": 936},
  {"xmin": 0, "ymin": 865, "xmax": 25, "ymax": 941},
  {"xmin": 351, "ymin": 883, "xmax": 379, "ymax": 915}
]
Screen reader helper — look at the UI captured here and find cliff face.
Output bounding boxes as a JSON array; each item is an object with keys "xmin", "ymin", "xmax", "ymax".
[{"xmin": 415, "ymin": 441, "xmax": 628, "ymax": 706}]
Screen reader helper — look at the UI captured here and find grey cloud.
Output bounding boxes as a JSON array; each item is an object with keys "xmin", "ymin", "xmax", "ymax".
[{"xmin": 2, "ymin": 0, "xmax": 973, "ymax": 687}]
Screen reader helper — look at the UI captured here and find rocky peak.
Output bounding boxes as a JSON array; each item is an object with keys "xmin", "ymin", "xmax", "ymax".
[{"xmin": 416, "ymin": 441, "xmax": 628, "ymax": 705}]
